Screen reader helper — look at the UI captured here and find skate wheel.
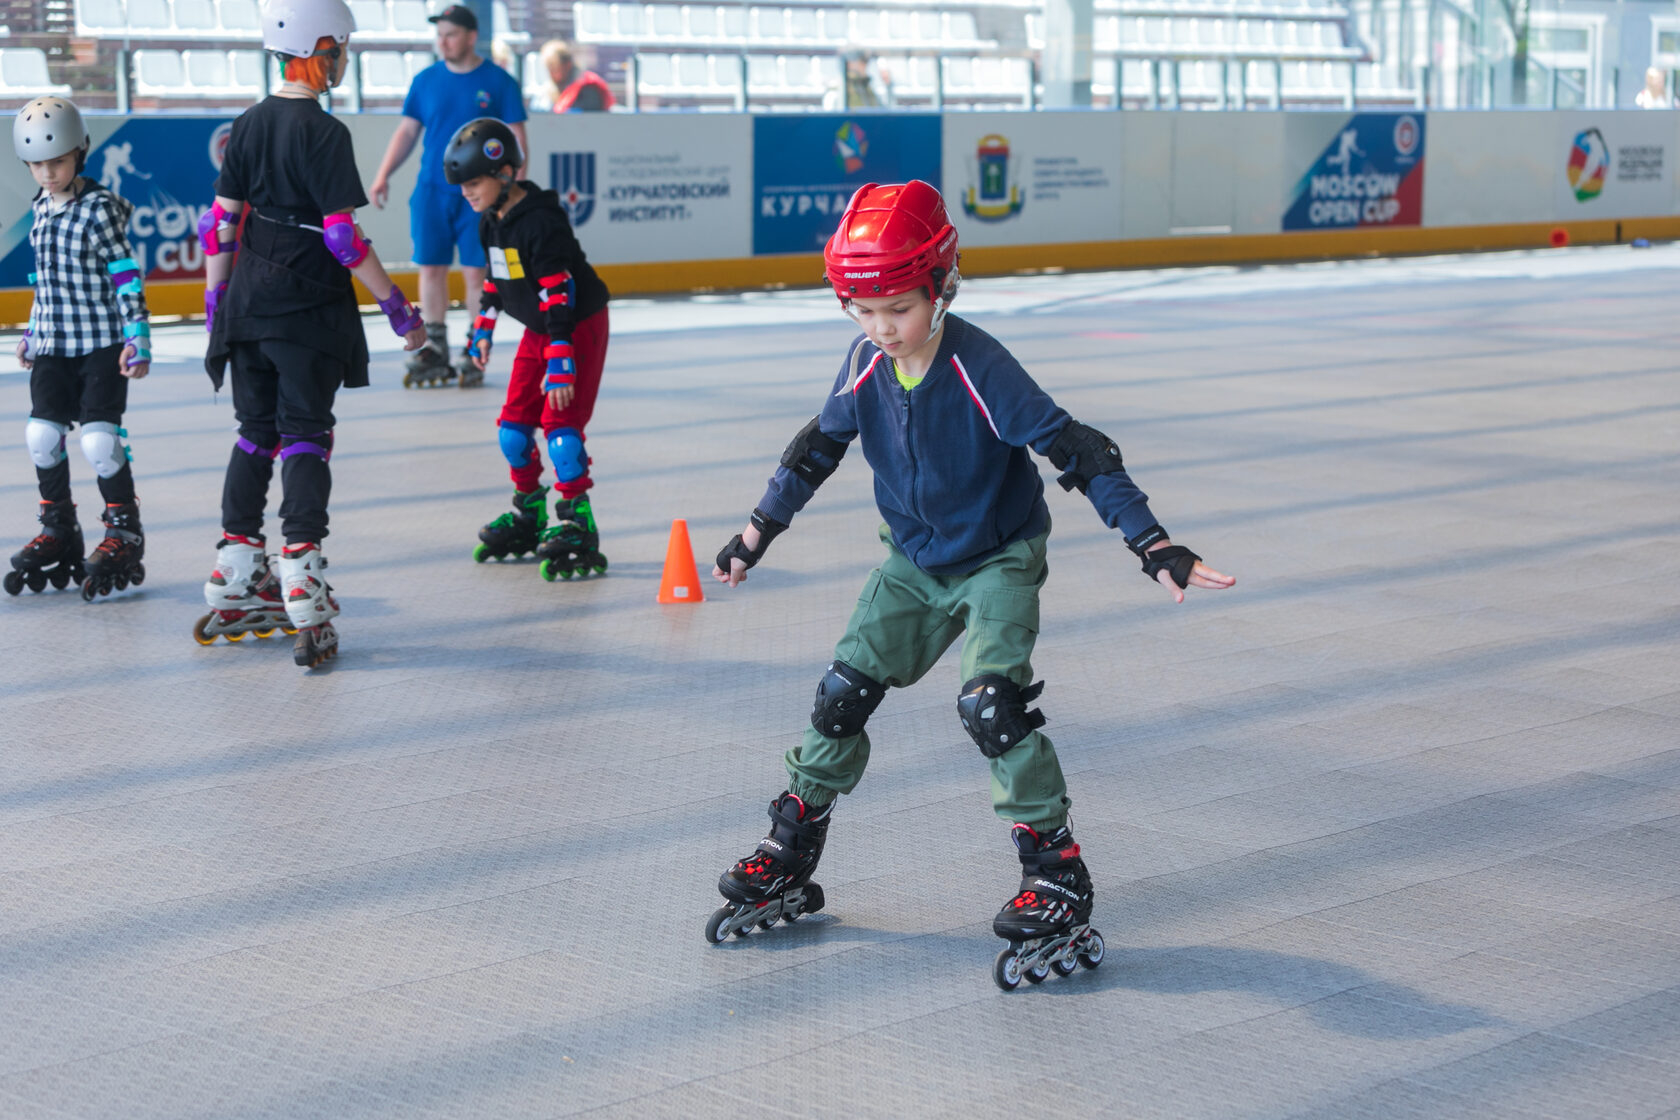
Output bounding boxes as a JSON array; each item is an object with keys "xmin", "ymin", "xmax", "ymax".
[
  {"xmin": 704, "ymin": 907, "xmax": 734, "ymax": 944},
  {"xmin": 993, "ymin": 948, "xmax": 1024, "ymax": 992},
  {"xmin": 1024, "ymin": 958, "xmax": 1051, "ymax": 985},
  {"xmin": 192, "ymin": 614, "xmax": 217, "ymax": 645},
  {"xmin": 253, "ymin": 627, "xmax": 276, "ymax": 639},
  {"xmin": 539, "ymin": 559, "xmax": 557, "ymax": 582},
  {"xmin": 48, "ymin": 568, "xmax": 70, "ymax": 590},
  {"xmin": 77, "ymin": 577, "xmax": 95, "ymax": 600},
  {"xmin": 3, "ymin": 570, "xmax": 22, "ymax": 595},
  {"xmin": 130, "ymin": 563, "xmax": 145, "ymax": 587},
  {"xmin": 758, "ymin": 916, "xmax": 776, "ymax": 931},
  {"xmin": 1078, "ymin": 930, "xmax": 1105, "ymax": 970},
  {"xmin": 1051, "ymin": 954, "xmax": 1078, "ymax": 977},
  {"xmin": 114, "ymin": 573, "xmax": 129, "ymax": 592},
  {"xmin": 28, "ymin": 569, "xmax": 48, "ymax": 592},
  {"xmin": 473, "ymin": 543, "xmax": 490, "ymax": 563},
  {"xmin": 226, "ymin": 629, "xmax": 246, "ymax": 642},
  {"xmin": 802, "ymin": 882, "xmax": 825, "ymax": 915}
]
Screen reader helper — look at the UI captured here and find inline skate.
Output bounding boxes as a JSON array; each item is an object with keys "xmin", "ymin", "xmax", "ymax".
[
  {"xmin": 80, "ymin": 501, "xmax": 145, "ymax": 601},
  {"xmin": 4, "ymin": 499, "xmax": 84, "ymax": 595},
  {"xmin": 535, "ymin": 495, "xmax": 608, "ymax": 580},
  {"xmin": 705, "ymin": 792, "xmax": 831, "ymax": 943},
  {"xmin": 401, "ymin": 323, "xmax": 455, "ymax": 388},
  {"xmin": 455, "ymin": 327, "xmax": 484, "ymax": 388},
  {"xmin": 279, "ymin": 542, "xmax": 339, "ymax": 668},
  {"xmin": 473, "ymin": 489, "xmax": 546, "ymax": 562},
  {"xmin": 991, "ymin": 823, "xmax": 1104, "ymax": 990},
  {"xmin": 194, "ymin": 534, "xmax": 296, "ymax": 645}
]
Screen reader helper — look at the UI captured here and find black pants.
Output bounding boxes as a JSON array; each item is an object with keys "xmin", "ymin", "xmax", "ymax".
[
  {"xmin": 30, "ymin": 343, "xmax": 136, "ymax": 506},
  {"xmin": 222, "ymin": 338, "xmax": 342, "ymax": 545}
]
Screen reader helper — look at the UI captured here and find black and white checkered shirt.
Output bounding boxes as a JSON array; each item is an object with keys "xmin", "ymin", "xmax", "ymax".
[{"xmin": 27, "ymin": 180, "xmax": 147, "ymax": 357}]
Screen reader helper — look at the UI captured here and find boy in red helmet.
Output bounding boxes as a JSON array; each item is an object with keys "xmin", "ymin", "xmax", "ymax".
[{"xmin": 704, "ymin": 180, "xmax": 1234, "ymax": 986}]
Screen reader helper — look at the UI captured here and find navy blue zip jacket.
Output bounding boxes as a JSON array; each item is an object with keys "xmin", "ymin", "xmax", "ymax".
[{"xmin": 758, "ymin": 314, "xmax": 1161, "ymax": 575}]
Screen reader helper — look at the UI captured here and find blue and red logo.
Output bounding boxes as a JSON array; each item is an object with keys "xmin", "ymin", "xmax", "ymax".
[
  {"xmin": 475, "ymin": 88, "xmax": 491, "ymax": 110},
  {"xmin": 483, "ymin": 137, "xmax": 504, "ymax": 163},
  {"xmin": 1284, "ymin": 113, "xmax": 1426, "ymax": 231}
]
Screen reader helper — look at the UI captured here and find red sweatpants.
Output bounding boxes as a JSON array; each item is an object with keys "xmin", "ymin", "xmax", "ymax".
[{"xmin": 497, "ymin": 307, "xmax": 609, "ymax": 499}]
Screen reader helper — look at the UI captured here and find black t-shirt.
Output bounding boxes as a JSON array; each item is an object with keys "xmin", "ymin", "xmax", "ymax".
[{"xmin": 215, "ymin": 96, "xmax": 368, "ymax": 218}]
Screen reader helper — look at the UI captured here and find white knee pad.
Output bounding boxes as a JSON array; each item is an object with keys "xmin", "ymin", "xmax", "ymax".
[
  {"xmin": 25, "ymin": 418, "xmax": 68, "ymax": 469},
  {"xmin": 79, "ymin": 421, "xmax": 129, "ymax": 479}
]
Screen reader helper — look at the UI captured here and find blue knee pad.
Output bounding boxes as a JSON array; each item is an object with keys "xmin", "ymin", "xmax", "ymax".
[
  {"xmin": 498, "ymin": 421, "xmax": 537, "ymax": 469},
  {"xmin": 546, "ymin": 427, "xmax": 587, "ymax": 482}
]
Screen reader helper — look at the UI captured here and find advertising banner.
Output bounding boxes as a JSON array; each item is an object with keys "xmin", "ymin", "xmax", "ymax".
[
  {"xmin": 1553, "ymin": 112, "xmax": 1676, "ymax": 220},
  {"xmin": 0, "ymin": 116, "xmax": 233, "ymax": 289},
  {"xmin": 1283, "ymin": 112, "xmax": 1425, "ymax": 232},
  {"xmin": 941, "ymin": 112, "xmax": 1122, "ymax": 247},
  {"xmin": 753, "ymin": 114, "xmax": 941, "ymax": 255},
  {"xmin": 523, "ymin": 113, "xmax": 751, "ymax": 265}
]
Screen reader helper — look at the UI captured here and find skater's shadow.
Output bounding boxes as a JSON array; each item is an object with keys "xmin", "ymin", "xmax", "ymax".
[{"xmin": 1033, "ymin": 943, "xmax": 1499, "ymax": 1039}]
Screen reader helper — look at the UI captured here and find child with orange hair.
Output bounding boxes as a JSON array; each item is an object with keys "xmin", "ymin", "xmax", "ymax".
[{"xmin": 196, "ymin": 0, "xmax": 426, "ymax": 668}]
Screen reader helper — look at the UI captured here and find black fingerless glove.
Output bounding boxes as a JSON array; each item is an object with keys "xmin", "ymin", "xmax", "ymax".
[
  {"xmin": 717, "ymin": 508, "xmax": 788, "ymax": 573},
  {"xmin": 1126, "ymin": 524, "xmax": 1200, "ymax": 589}
]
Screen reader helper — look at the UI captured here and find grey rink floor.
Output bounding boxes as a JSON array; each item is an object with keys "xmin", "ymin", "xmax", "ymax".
[{"xmin": 1, "ymin": 245, "xmax": 1677, "ymax": 1119}]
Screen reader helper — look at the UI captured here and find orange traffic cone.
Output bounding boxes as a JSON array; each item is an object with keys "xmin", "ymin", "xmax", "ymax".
[{"xmin": 657, "ymin": 518, "xmax": 705, "ymax": 604}]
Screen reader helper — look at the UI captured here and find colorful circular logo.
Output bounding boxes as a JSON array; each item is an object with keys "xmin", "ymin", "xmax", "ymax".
[
  {"xmin": 208, "ymin": 121, "xmax": 233, "ymax": 171},
  {"xmin": 1393, "ymin": 115, "xmax": 1419, "ymax": 158},
  {"xmin": 1567, "ymin": 128, "xmax": 1608, "ymax": 202},
  {"xmin": 476, "ymin": 89, "xmax": 491, "ymax": 109},
  {"xmin": 483, "ymin": 137, "xmax": 504, "ymax": 162}
]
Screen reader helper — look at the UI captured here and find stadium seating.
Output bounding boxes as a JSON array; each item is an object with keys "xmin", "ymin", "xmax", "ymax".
[
  {"xmin": 0, "ymin": 48, "xmax": 73, "ymax": 99},
  {"xmin": 48, "ymin": 0, "xmax": 1419, "ymax": 112}
]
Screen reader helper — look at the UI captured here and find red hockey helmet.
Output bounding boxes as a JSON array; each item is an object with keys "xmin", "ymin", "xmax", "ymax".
[{"xmin": 823, "ymin": 181, "xmax": 960, "ymax": 307}]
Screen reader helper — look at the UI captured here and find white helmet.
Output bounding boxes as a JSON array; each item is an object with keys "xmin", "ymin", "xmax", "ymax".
[
  {"xmin": 13, "ymin": 96, "xmax": 89, "ymax": 163},
  {"xmin": 261, "ymin": 0, "xmax": 356, "ymax": 59}
]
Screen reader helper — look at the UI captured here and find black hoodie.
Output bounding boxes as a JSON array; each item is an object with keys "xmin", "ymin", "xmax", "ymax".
[{"xmin": 476, "ymin": 181, "xmax": 609, "ymax": 344}]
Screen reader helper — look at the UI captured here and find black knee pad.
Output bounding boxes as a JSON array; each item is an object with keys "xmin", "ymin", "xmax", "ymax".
[
  {"xmin": 811, "ymin": 660, "xmax": 887, "ymax": 739},
  {"xmin": 958, "ymin": 675, "xmax": 1046, "ymax": 758}
]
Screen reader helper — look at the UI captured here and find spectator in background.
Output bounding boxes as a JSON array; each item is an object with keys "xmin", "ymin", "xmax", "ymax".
[
  {"xmin": 540, "ymin": 40, "xmax": 614, "ymax": 112},
  {"xmin": 1635, "ymin": 67, "xmax": 1676, "ymax": 109},
  {"xmin": 826, "ymin": 50, "xmax": 889, "ymax": 110},
  {"xmin": 369, "ymin": 4, "xmax": 528, "ymax": 387}
]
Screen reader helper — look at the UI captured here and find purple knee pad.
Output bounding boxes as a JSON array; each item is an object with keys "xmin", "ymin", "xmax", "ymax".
[
  {"xmin": 279, "ymin": 432, "xmax": 333, "ymax": 462},
  {"xmin": 236, "ymin": 436, "xmax": 279, "ymax": 459}
]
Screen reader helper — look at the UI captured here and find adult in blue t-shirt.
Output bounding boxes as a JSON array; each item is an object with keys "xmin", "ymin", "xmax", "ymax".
[{"xmin": 370, "ymin": 4, "xmax": 527, "ymax": 380}]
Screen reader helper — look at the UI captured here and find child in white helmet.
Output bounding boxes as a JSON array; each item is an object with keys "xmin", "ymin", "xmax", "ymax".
[
  {"xmin": 7, "ymin": 96, "xmax": 151, "ymax": 602},
  {"xmin": 195, "ymin": 0, "xmax": 427, "ymax": 667}
]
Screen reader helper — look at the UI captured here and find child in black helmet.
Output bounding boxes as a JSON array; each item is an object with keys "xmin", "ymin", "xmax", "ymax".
[{"xmin": 444, "ymin": 117, "xmax": 613, "ymax": 582}]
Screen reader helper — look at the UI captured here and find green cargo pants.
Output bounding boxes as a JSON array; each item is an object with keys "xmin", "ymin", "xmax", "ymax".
[{"xmin": 785, "ymin": 526, "xmax": 1071, "ymax": 829}]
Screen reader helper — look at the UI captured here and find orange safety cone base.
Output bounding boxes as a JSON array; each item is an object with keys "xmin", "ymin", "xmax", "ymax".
[{"xmin": 657, "ymin": 518, "xmax": 705, "ymax": 604}]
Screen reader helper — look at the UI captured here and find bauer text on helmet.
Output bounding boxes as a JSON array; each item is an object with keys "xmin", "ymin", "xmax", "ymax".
[{"xmin": 823, "ymin": 181, "xmax": 960, "ymax": 305}]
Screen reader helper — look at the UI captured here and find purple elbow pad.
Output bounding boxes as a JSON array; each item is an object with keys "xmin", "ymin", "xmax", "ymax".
[
  {"xmin": 198, "ymin": 201, "xmax": 235, "ymax": 256},
  {"xmin": 322, "ymin": 214, "xmax": 369, "ymax": 268},
  {"xmin": 377, "ymin": 286, "xmax": 422, "ymax": 337},
  {"xmin": 205, "ymin": 281, "xmax": 227, "ymax": 334}
]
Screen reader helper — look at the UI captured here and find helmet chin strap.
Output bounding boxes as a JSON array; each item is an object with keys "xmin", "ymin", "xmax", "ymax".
[
  {"xmin": 494, "ymin": 169, "xmax": 514, "ymax": 212},
  {"xmin": 927, "ymin": 268, "xmax": 961, "ymax": 334}
]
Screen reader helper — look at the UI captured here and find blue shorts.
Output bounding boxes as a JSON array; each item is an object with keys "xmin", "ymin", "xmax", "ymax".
[{"xmin": 409, "ymin": 182, "xmax": 485, "ymax": 268}]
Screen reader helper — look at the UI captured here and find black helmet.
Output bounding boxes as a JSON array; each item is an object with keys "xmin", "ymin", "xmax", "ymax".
[{"xmin": 443, "ymin": 118, "xmax": 521, "ymax": 185}]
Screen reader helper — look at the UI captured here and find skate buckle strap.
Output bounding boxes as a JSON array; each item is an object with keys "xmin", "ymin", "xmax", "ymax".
[
  {"xmin": 1019, "ymin": 841, "xmax": 1081, "ymax": 871},
  {"xmin": 236, "ymin": 436, "xmax": 279, "ymax": 459}
]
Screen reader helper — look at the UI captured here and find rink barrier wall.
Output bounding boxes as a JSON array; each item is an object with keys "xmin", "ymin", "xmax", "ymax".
[{"xmin": 0, "ymin": 109, "xmax": 1675, "ymax": 326}]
